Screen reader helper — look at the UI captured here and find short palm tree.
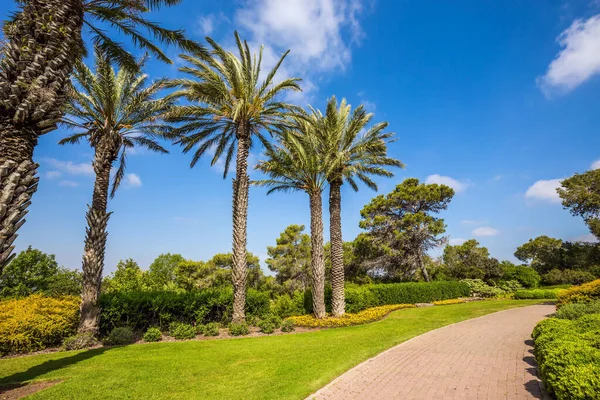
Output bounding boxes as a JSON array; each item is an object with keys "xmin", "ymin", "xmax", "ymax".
[
  {"xmin": 0, "ymin": 0, "xmax": 203, "ymax": 271},
  {"xmin": 255, "ymin": 123, "xmax": 328, "ymax": 318},
  {"xmin": 60, "ymin": 48, "xmax": 174, "ymax": 333},
  {"xmin": 165, "ymin": 32, "xmax": 301, "ymax": 322},
  {"xmin": 316, "ymin": 97, "xmax": 404, "ymax": 315}
]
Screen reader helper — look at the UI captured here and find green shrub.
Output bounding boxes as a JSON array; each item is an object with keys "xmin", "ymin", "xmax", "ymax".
[
  {"xmin": 497, "ymin": 280, "xmax": 524, "ymax": 293},
  {"xmin": 169, "ymin": 322, "xmax": 196, "ymax": 340},
  {"xmin": 229, "ymin": 322, "xmax": 249, "ymax": 336},
  {"xmin": 201, "ymin": 322, "xmax": 220, "ymax": 336},
  {"xmin": 245, "ymin": 315, "xmax": 259, "ymax": 326},
  {"xmin": 502, "ymin": 265, "xmax": 541, "ymax": 288},
  {"xmin": 542, "ymin": 269, "xmax": 596, "ymax": 286},
  {"xmin": 257, "ymin": 320, "xmax": 275, "ymax": 334},
  {"xmin": 62, "ymin": 332, "xmax": 99, "ymax": 351},
  {"xmin": 555, "ymin": 300, "xmax": 600, "ymax": 320},
  {"xmin": 513, "ymin": 288, "xmax": 562, "ymax": 299},
  {"xmin": 98, "ymin": 288, "xmax": 270, "ymax": 335},
  {"xmin": 461, "ymin": 279, "xmax": 505, "ymax": 298},
  {"xmin": 142, "ymin": 327, "xmax": 162, "ymax": 342},
  {"xmin": 0, "ymin": 295, "xmax": 79, "ymax": 355},
  {"xmin": 261, "ymin": 314, "xmax": 282, "ymax": 329},
  {"xmin": 557, "ymin": 279, "xmax": 600, "ymax": 307},
  {"xmin": 104, "ymin": 327, "xmax": 135, "ymax": 346},
  {"xmin": 280, "ymin": 319, "xmax": 295, "ymax": 332},
  {"xmin": 270, "ymin": 292, "xmax": 304, "ymax": 318}
]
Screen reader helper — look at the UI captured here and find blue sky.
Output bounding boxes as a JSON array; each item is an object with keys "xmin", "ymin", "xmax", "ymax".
[{"xmin": 3, "ymin": 0, "xmax": 600, "ymax": 274}]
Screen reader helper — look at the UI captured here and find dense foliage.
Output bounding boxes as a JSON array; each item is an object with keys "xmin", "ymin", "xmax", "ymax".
[
  {"xmin": 512, "ymin": 289, "xmax": 563, "ymax": 299},
  {"xmin": 287, "ymin": 304, "xmax": 415, "ymax": 328},
  {"xmin": 559, "ymin": 169, "xmax": 600, "ymax": 241},
  {"xmin": 443, "ymin": 240, "xmax": 502, "ymax": 282},
  {"xmin": 554, "ymin": 300, "xmax": 600, "ymax": 320},
  {"xmin": 266, "ymin": 225, "xmax": 311, "ymax": 293},
  {"xmin": 557, "ymin": 279, "xmax": 600, "ymax": 307}
]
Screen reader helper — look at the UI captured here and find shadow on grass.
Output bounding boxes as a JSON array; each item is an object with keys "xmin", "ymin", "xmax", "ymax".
[{"xmin": 0, "ymin": 347, "xmax": 108, "ymax": 392}]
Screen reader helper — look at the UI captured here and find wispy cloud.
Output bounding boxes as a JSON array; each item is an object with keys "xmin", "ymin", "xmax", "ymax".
[
  {"xmin": 449, "ymin": 238, "xmax": 467, "ymax": 245},
  {"xmin": 425, "ymin": 174, "xmax": 471, "ymax": 193},
  {"xmin": 570, "ymin": 233, "xmax": 598, "ymax": 243},
  {"xmin": 525, "ymin": 179, "xmax": 563, "ymax": 203},
  {"xmin": 591, "ymin": 159, "xmax": 600, "ymax": 170},
  {"xmin": 538, "ymin": 14, "xmax": 600, "ymax": 95},
  {"xmin": 124, "ymin": 173, "xmax": 142, "ymax": 188},
  {"xmin": 43, "ymin": 158, "xmax": 93, "ymax": 176},
  {"xmin": 58, "ymin": 180, "xmax": 79, "ymax": 188},
  {"xmin": 46, "ymin": 171, "xmax": 61, "ymax": 179},
  {"xmin": 472, "ymin": 227, "xmax": 500, "ymax": 237}
]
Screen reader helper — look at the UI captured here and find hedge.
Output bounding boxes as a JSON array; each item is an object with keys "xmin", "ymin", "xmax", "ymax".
[
  {"xmin": 532, "ymin": 314, "xmax": 600, "ymax": 399},
  {"xmin": 512, "ymin": 288, "xmax": 563, "ymax": 300},
  {"xmin": 99, "ymin": 288, "xmax": 270, "ymax": 335},
  {"xmin": 557, "ymin": 279, "xmax": 600, "ymax": 308}
]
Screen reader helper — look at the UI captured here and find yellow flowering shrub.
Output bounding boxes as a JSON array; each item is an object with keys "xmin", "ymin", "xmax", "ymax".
[
  {"xmin": 286, "ymin": 304, "xmax": 415, "ymax": 328},
  {"xmin": 432, "ymin": 298, "xmax": 466, "ymax": 306},
  {"xmin": 0, "ymin": 294, "xmax": 80, "ymax": 355},
  {"xmin": 557, "ymin": 279, "xmax": 600, "ymax": 308}
]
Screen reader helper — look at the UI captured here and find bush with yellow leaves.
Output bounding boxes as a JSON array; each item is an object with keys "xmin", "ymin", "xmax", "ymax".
[
  {"xmin": 432, "ymin": 298, "xmax": 466, "ymax": 306},
  {"xmin": 286, "ymin": 304, "xmax": 415, "ymax": 328},
  {"xmin": 0, "ymin": 294, "xmax": 80, "ymax": 355},
  {"xmin": 557, "ymin": 279, "xmax": 600, "ymax": 308}
]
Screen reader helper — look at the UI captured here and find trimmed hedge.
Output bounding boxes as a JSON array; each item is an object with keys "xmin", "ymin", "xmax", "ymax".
[
  {"xmin": 99, "ymin": 288, "xmax": 270, "ymax": 335},
  {"xmin": 513, "ymin": 288, "xmax": 563, "ymax": 300},
  {"xmin": 557, "ymin": 279, "xmax": 600, "ymax": 308},
  {"xmin": 533, "ymin": 315, "xmax": 600, "ymax": 399}
]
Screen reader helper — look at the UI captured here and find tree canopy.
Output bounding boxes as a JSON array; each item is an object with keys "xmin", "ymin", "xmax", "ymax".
[
  {"xmin": 559, "ymin": 169, "xmax": 600, "ymax": 240},
  {"xmin": 266, "ymin": 225, "xmax": 311, "ymax": 293},
  {"xmin": 443, "ymin": 239, "xmax": 502, "ymax": 282}
]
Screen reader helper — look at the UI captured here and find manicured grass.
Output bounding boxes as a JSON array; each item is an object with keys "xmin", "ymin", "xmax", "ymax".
[{"xmin": 0, "ymin": 300, "xmax": 547, "ymax": 399}]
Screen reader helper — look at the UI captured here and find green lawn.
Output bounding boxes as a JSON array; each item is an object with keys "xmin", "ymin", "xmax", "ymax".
[{"xmin": 0, "ymin": 300, "xmax": 548, "ymax": 399}]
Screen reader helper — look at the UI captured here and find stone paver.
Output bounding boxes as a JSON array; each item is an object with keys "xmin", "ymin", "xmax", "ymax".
[{"xmin": 309, "ymin": 304, "xmax": 554, "ymax": 400}]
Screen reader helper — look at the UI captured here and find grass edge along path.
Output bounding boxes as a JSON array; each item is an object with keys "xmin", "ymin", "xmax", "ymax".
[{"xmin": 0, "ymin": 300, "xmax": 548, "ymax": 400}]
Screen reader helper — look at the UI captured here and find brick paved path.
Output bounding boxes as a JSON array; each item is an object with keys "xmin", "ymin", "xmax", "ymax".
[{"xmin": 309, "ymin": 304, "xmax": 554, "ymax": 400}]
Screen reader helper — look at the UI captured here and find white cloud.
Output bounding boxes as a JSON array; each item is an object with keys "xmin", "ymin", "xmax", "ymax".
[
  {"xmin": 591, "ymin": 159, "xmax": 600, "ymax": 169},
  {"xmin": 44, "ymin": 158, "xmax": 93, "ymax": 176},
  {"xmin": 58, "ymin": 180, "xmax": 78, "ymax": 188},
  {"xmin": 46, "ymin": 171, "xmax": 61, "ymax": 179},
  {"xmin": 570, "ymin": 233, "xmax": 598, "ymax": 243},
  {"xmin": 538, "ymin": 14, "xmax": 600, "ymax": 94},
  {"xmin": 198, "ymin": 15, "xmax": 214, "ymax": 36},
  {"xmin": 425, "ymin": 174, "xmax": 470, "ymax": 193},
  {"xmin": 525, "ymin": 179, "xmax": 563, "ymax": 203},
  {"xmin": 461, "ymin": 219, "xmax": 487, "ymax": 225},
  {"xmin": 124, "ymin": 173, "xmax": 142, "ymax": 188},
  {"xmin": 449, "ymin": 238, "xmax": 467, "ymax": 245},
  {"xmin": 472, "ymin": 227, "xmax": 500, "ymax": 237}
]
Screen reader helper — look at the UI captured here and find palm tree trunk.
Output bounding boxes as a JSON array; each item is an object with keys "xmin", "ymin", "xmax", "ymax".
[
  {"xmin": 78, "ymin": 153, "xmax": 113, "ymax": 334},
  {"xmin": 231, "ymin": 135, "xmax": 250, "ymax": 323},
  {"xmin": 0, "ymin": 0, "xmax": 84, "ymax": 270},
  {"xmin": 329, "ymin": 180, "xmax": 345, "ymax": 316},
  {"xmin": 309, "ymin": 191, "xmax": 326, "ymax": 319}
]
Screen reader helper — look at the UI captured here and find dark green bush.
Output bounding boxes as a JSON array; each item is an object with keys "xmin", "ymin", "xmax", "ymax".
[
  {"xmin": 533, "ymin": 315, "xmax": 600, "ymax": 399},
  {"xmin": 169, "ymin": 322, "xmax": 196, "ymax": 340},
  {"xmin": 497, "ymin": 280, "xmax": 523, "ymax": 293},
  {"xmin": 98, "ymin": 288, "xmax": 270, "ymax": 336},
  {"xmin": 142, "ymin": 327, "xmax": 162, "ymax": 342},
  {"xmin": 201, "ymin": 322, "xmax": 220, "ymax": 336},
  {"xmin": 513, "ymin": 289, "xmax": 562, "ymax": 299},
  {"xmin": 555, "ymin": 300, "xmax": 600, "ymax": 320},
  {"xmin": 63, "ymin": 332, "xmax": 98, "ymax": 351},
  {"xmin": 280, "ymin": 319, "xmax": 295, "ymax": 332},
  {"xmin": 104, "ymin": 327, "xmax": 135, "ymax": 346},
  {"xmin": 261, "ymin": 314, "xmax": 282, "ymax": 329},
  {"xmin": 270, "ymin": 292, "xmax": 304, "ymax": 318},
  {"xmin": 229, "ymin": 322, "xmax": 249, "ymax": 336},
  {"xmin": 501, "ymin": 265, "xmax": 540, "ymax": 288},
  {"xmin": 461, "ymin": 279, "xmax": 505, "ymax": 298},
  {"xmin": 257, "ymin": 320, "xmax": 275, "ymax": 334},
  {"xmin": 542, "ymin": 269, "xmax": 596, "ymax": 286}
]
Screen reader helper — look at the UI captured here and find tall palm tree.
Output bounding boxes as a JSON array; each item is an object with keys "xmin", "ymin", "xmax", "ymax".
[
  {"xmin": 316, "ymin": 97, "xmax": 404, "ymax": 316},
  {"xmin": 165, "ymin": 32, "xmax": 301, "ymax": 322},
  {"xmin": 0, "ymin": 0, "xmax": 203, "ymax": 271},
  {"xmin": 60, "ymin": 48, "xmax": 174, "ymax": 333},
  {"xmin": 255, "ymin": 123, "xmax": 328, "ymax": 318}
]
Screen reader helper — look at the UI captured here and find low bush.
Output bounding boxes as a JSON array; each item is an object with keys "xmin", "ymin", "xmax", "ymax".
[
  {"xmin": 142, "ymin": 327, "xmax": 162, "ymax": 342},
  {"xmin": 542, "ymin": 269, "xmax": 596, "ymax": 286},
  {"xmin": 229, "ymin": 322, "xmax": 250, "ymax": 336},
  {"xmin": 260, "ymin": 314, "xmax": 282, "ymax": 329},
  {"xmin": 270, "ymin": 292, "xmax": 304, "ymax": 318},
  {"xmin": 0, "ymin": 294, "xmax": 79, "ymax": 355},
  {"xmin": 501, "ymin": 265, "xmax": 541, "ymax": 288},
  {"xmin": 288, "ymin": 304, "xmax": 415, "ymax": 328},
  {"xmin": 533, "ymin": 315, "xmax": 600, "ymax": 399},
  {"xmin": 497, "ymin": 280, "xmax": 523, "ymax": 293},
  {"xmin": 554, "ymin": 301, "xmax": 600, "ymax": 320},
  {"xmin": 513, "ymin": 288, "xmax": 563, "ymax": 299},
  {"xmin": 169, "ymin": 322, "xmax": 196, "ymax": 340},
  {"xmin": 280, "ymin": 319, "xmax": 295, "ymax": 332},
  {"xmin": 557, "ymin": 279, "xmax": 600, "ymax": 308},
  {"xmin": 257, "ymin": 320, "xmax": 275, "ymax": 334},
  {"xmin": 432, "ymin": 298, "xmax": 466, "ymax": 306},
  {"xmin": 201, "ymin": 322, "xmax": 220, "ymax": 336},
  {"xmin": 104, "ymin": 327, "xmax": 135, "ymax": 346},
  {"xmin": 62, "ymin": 332, "xmax": 99, "ymax": 351},
  {"xmin": 98, "ymin": 288, "xmax": 270, "ymax": 335},
  {"xmin": 461, "ymin": 279, "xmax": 505, "ymax": 298}
]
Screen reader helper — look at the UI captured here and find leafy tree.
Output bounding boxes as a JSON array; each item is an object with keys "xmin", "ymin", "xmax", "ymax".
[
  {"xmin": 266, "ymin": 225, "xmax": 311, "ymax": 293},
  {"xmin": 559, "ymin": 170, "xmax": 600, "ymax": 240},
  {"xmin": 358, "ymin": 178, "xmax": 454, "ymax": 281},
  {"xmin": 147, "ymin": 253, "xmax": 185, "ymax": 289},
  {"xmin": 514, "ymin": 236, "xmax": 565, "ymax": 274},
  {"xmin": 315, "ymin": 96, "xmax": 403, "ymax": 316},
  {"xmin": 0, "ymin": 0, "xmax": 203, "ymax": 271},
  {"xmin": 443, "ymin": 240, "xmax": 502, "ymax": 282},
  {"xmin": 165, "ymin": 32, "xmax": 301, "ymax": 323},
  {"xmin": 46, "ymin": 268, "xmax": 83, "ymax": 296},
  {"xmin": 256, "ymin": 127, "xmax": 328, "ymax": 318},
  {"xmin": 103, "ymin": 259, "xmax": 148, "ymax": 293},
  {"xmin": 0, "ymin": 246, "xmax": 59, "ymax": 297},
  {"xmin": 60, "ymin": 49, "xmax": 174, "ymax": 334}
]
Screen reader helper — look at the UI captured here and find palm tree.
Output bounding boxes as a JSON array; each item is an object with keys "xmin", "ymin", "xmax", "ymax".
[
  {"xmin": 0, "ymin": 0, "xmax": 203, "ymax": 271},
  {"xmin": 60, "ymin": 48, "xmax": 174, "ymax": 333},
  {"xmin": 316, "ymin": 97, "xmax": 404, "ymax": 316},
  {"xmin": 165, "ymin": 32, "xmax": 301, "ymax": 322},
  {"xmin": 255, "ymin": 123, "xmax": 328, "ymax": 318}
]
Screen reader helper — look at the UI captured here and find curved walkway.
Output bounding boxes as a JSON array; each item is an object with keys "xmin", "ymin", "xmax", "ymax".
[{"xmin": 309, "ymin": 304, "xmax": 554, "ymax": 400}]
